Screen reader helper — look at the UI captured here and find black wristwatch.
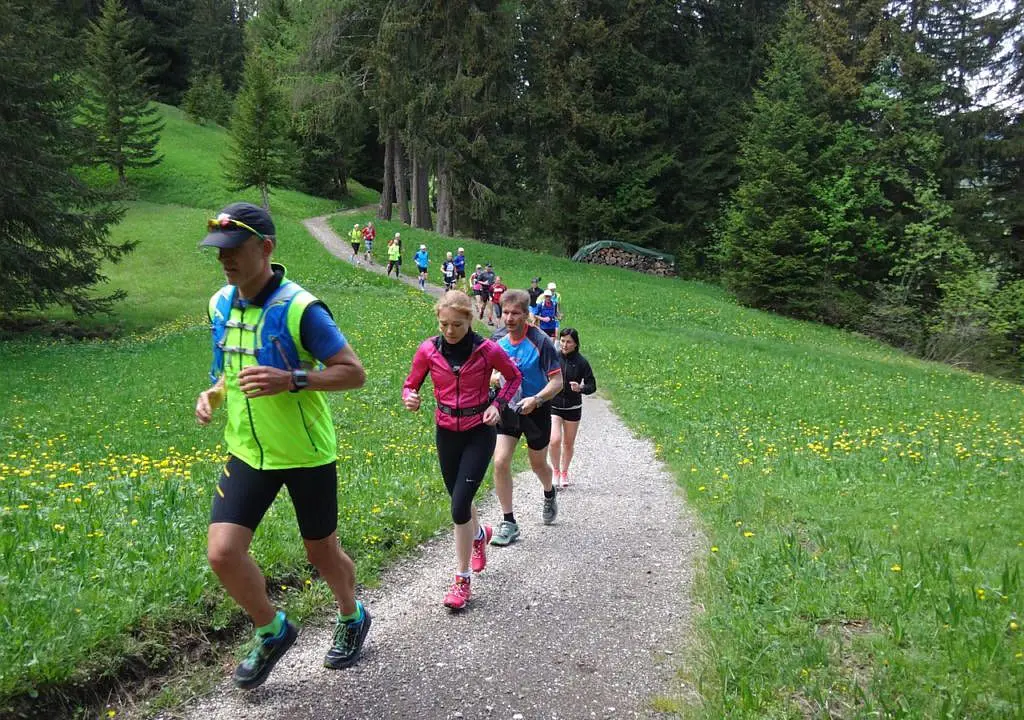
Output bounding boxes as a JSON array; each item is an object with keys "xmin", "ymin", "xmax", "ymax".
[{"xmin": 290, "ymin": 369, "xmax": 309, "ymax": 393}]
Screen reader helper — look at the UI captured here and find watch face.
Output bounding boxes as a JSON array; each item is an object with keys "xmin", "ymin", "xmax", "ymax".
[{"xmin": 293, "ymin": 370, "xmax": 309, "ymax": 388}]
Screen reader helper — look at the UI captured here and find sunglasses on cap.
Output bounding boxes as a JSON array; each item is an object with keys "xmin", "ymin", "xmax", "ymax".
[{"xmin": 207, "ymin": 213, "xmax": 267, "ymax": 240}]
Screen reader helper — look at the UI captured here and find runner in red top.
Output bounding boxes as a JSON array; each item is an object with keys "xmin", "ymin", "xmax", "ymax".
[{"xmin": 490, "ymin": 276, "xmax": 507, "ymax": 327}]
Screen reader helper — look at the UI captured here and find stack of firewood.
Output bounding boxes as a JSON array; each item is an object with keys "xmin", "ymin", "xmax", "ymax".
[{"xmin": 578, "ymin": 247, "xmax": 676, "ymax": 277}]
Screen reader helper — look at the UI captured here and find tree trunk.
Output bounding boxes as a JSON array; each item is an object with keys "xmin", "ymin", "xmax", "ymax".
[
  {"xmin": 412, "ymin": 153, "xmax": 432, "ymax": 229},
  {"xmin": 435, "ymin": 161, "xmax": 453, "ymax": 236},
  {"xmin": 393, "ymin": 136, "xmax": 411, "ymax": 225},
  {"xmin": 410, "ymin": 153, "xmax": 423, "ymax": 227},
  {"xmin": 259, "ymin": 183, "xmax": 269, "ymax": 210},
  {"xmin": 378, "ymin": 133, "xmax": 394, "ymax": 220}
]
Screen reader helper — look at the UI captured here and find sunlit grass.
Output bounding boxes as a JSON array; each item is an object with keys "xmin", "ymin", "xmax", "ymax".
[{"xmin": 2, "ymin": 103, "xmax": 1022, "ymax": 717}]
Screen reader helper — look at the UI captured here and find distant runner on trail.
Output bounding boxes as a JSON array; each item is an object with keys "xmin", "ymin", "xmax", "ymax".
[
  {"xmin": 402, "ymin": 291, "xmax": 522, "ymax": 610},
  {"xmin": 549, "ymin": 328, "xmax": 597, "ymax": 489},
  {"xmin": 527, "ymin": 277, "xmax": 543, "ymax": 306},
  {"xmin": 477, "ymin": 263, "xmax": 496, "ymax": 324},
  {"xmin": 195, "ymin": 202, "xmax": 372, "ymax": 690},
  {"xmin": 414, "ymin": 244, "xmax": 430, "ymax": 290},
  {"xmin": 386, "ymin": 233, "xmax": 401, "ymax": 277},
  {"xmin": 534, "ymin": 289, "xmax": 559, "ymax": 338},
  {"xmin": 490, "ymin": 276, "xmax": 507, "ymax": 327},
  {"xmin": 362, "ymin": 221, "xmax": 375, "ymax": 264},
  {"xmin": 349, "ymin": 223, "xmax": 362, "ymax": 264},
  {"xmin": 442, "ymin": 251, "xmax": 457, "ymax": 291},
  {"xmin": 469, "ymin": 264, "xmax": 485, "ymax": 318},
  {"xmin": 489, "ymin": 290, "xmax": 564, "ymax": 546},
  {"xmin": 453, "ymin": 247, "xmax": 467, "ymax": 291}
]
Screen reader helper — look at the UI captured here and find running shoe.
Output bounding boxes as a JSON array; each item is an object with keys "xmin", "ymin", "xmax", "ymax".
[
  {"xmin": 490, "ymin": 519, "xmax": 520, "ymax": 546},
  {"xmin": 560, "ymin": 471, "xmax": 570, "ymax": 489},
  {"xmin": 232, "ymin": 617, "xmax": 299, "ymax": 690},
  {"xmin": 471, "ymin": 525, "xmax": 493, "ymax": 572},
  {"xmin": 443, "ymin": 576, "xmax": 472, "ymax": 610},
  {"xmin": 324, "ymin": 602, "xmax": 372, "ymax": 670},
  {"xmin": 543, "ymin": 493, "xmax": 558, "ymax": 525}
]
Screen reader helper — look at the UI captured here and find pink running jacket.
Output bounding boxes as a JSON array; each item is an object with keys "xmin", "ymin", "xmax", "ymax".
[{"xmin": 403, "ymin": 334, "xmax": 522, "ymax": 432}]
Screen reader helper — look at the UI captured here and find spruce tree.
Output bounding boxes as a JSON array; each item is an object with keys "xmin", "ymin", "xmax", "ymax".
[
  {"xmin": 182, "ymin": 70, "xmax": 231, "ymax": 126},
  {"xmin": 518, "ymin": 0, "xmax": 691, "ymax": 256},
  {"xmin": 0, "ymin": 1, "xmax": 129, "ymax": 316},
  {"xmin": 80, "ymin": 0, "xmax": 164, "ymax": 187},
  {"xmin": 717, "ymin": 2, "xmax": 838, "ymax": 319},
  {"xmin": 224, "ymin": 48, "xmax": 294, "ymax": 210}
]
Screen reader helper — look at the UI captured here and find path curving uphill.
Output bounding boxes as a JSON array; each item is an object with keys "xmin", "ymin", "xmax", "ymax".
[{"xmin": 175, "ymin": 215, "xmax": 704, "ymax": 720}]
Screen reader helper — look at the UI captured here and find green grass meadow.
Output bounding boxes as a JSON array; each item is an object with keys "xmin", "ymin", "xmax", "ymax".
[
  {"xmin": 0, "ymin": 104, "xmax": 1022, "ymax": 718},
  {"xmin": 333, "ymin": 218, "xmax": 1024, "ymax": 717}
]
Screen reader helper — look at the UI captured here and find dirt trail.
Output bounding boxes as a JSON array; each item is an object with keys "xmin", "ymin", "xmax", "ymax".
[{"xmin": 172, "ymin": 215, "xmax": 704, "ymax": 719}]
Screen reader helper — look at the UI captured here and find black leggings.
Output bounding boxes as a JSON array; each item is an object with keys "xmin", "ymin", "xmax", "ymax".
[{"xmin": 436, "ymin": 423, "xmax": 496, "ymax": 524}]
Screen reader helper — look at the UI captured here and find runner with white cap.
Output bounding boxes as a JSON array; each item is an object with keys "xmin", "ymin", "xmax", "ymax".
[
  {"xmin": 414, "ymin": 244, "xmax": 430, "ymax": 291},
  {"xmin": 453, "ymin": 247, "xmax": 467, "ymax": 291}
]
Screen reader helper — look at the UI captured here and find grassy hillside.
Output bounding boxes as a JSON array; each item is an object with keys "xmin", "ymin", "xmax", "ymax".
[
  {"xmin": 337, "ymin": 215, "xmax": 1024, "ymax": 718},
  {"xmin": 0, "ymin": 104, "xmax": 1021, "ymax": 718}
]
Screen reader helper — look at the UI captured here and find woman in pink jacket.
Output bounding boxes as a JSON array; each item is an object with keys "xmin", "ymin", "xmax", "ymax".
[{"xmin": 402, "ymin": 291, "xmax": 522, "ymax": 610}]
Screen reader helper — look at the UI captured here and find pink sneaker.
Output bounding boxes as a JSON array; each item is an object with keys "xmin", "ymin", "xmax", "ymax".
[
  {"xmin": 443, "ymin": 576, "xmax": 471, "ymax": 610},
  {"xmin": 471, "ymin": 525, "xmax": 493, "ymax": 573}
]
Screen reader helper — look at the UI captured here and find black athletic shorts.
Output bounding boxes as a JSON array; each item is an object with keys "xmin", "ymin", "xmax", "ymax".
[
  {"xmin": 497, "ymin": 403, "xmax": 552, "ymax": 451},
  {"xmin": 456, "ymin": 268, "xmax": 466, "ymax": 279},
  {"xmin": 210, "ymin": 456, "xmax": 338, "ymax": 540},
  {"xmin": 551, "ymin": 406, "xmax": 582, "ymax": 423},
  {"xmin": 417, "ymin": 265, "xmax": 428, "ymax": 274}
]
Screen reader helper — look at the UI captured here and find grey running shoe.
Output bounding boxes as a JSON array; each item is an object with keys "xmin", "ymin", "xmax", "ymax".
[
  {"xmin": 324, "ymin": 602, "xmax": 371, "ymax": 670},
  {"xmin": 543, "ymin": 493, "xmax": 558, "ymax": 525},
  {"xmin": 490, "ymin": 519, "xmax": 520, "ymax": 546},
  {"xmin": 232, "ymin": 617, "xmax": 299, "ymax": 690}
]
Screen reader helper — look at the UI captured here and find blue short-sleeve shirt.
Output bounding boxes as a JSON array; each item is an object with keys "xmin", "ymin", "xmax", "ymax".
[{"xmin": 491, "ymin": 325, "xmax": 561, "ymax": 397}]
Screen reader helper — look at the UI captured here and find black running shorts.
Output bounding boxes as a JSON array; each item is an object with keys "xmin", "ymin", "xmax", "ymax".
[
  {"xmin": 210, "ymin": 456, "xmax": 338, "ymax": 540},
  {"xmin": 497, "ymin": 403, "xmax": 552, "ymax": 451},
  {"xmin": 551, "ymin": 406, "xmax": 582, "ymax": 423}
]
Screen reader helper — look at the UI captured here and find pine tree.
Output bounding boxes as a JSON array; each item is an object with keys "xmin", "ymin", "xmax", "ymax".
[
  {"xmin": 80, "ymin": 0, "xmax": 164, "ymax": 187},
  {"xmin": 0, "ymin": 1, "xmax": 129, "ymax": 316},
  {"xmin": 224, "ymin": 47, "xmax": 294, "ymax": 209},
  {"xmin": 182, "ymin": 70, "xmax": 231, "ymax": 126},
  {"xmin": 124, "ymin": 0, "xmax": 196, "ymax": 103},
  {"xmin": 518, "ymin": 0, "xmax": 691, "ymax": 256},
  {"xmin": 717, "ymin": 2, "xmax": 839, "ymax": 319}
]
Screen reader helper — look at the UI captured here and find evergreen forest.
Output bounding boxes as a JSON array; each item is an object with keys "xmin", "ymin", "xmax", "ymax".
[{"xmin": 4, "ymin": 0, "xmax": 1024, "ymax": 373}]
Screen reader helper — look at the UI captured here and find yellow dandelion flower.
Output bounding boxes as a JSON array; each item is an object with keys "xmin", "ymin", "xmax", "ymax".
[
  {"xmin": 891, "ymin": 564, "xmax": 901, "ymax": 573},
  {"xmin": 710, "ymin": 546, "xmax": 719, "ymax": 553},
  {"xmin": 743, "ymin": 531, "xmax": 755, "ymax": 538}
]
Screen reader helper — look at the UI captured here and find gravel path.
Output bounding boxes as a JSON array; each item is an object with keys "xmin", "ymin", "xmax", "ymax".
[{"xmin": 176, "ymin": 215, "xmax": 704, "ymax": 720}]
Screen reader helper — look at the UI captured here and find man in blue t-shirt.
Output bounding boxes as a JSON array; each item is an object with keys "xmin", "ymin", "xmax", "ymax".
[
  {"xmin": 489, "ymin": 289, "xmax": 564, "ymax": 546},
  {"xmin": 413, "ymin": 244, "xmax": 429, "ymax": 290},
  {"xmin": 453, "ymin": 247, "xmax": 467, "ymax": 291}
]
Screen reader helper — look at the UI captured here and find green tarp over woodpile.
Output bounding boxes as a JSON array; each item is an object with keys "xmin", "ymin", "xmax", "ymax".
[{"xmin": 570, "ymin": 240, "xmax": 675, "ymax": 265}]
